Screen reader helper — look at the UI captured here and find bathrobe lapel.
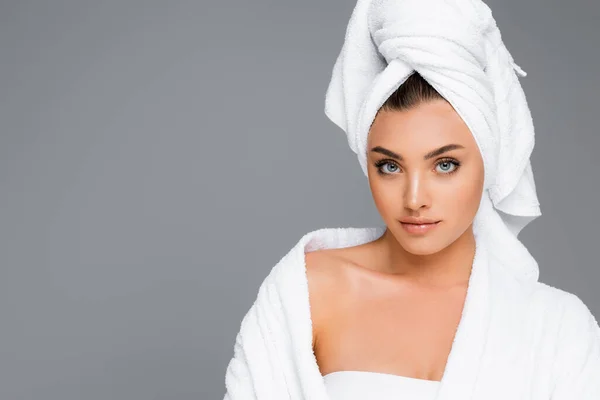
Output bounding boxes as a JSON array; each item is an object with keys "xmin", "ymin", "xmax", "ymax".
[{"xmin": 434, "ymin": 238, "xmax": 492, "ymax": 400}]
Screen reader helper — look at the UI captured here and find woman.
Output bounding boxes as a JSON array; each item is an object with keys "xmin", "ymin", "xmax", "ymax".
[{"xmin": 222, "ymin": 0, "xmax": 600, "ymax": 399}]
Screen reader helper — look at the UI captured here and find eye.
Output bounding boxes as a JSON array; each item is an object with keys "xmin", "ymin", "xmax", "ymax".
[
  {"xmin": 375, "ymin": 160, "xmax": 400, "ymax": 175},
  {"xmin": 435, "ymin": 158, "xmax": 460, "ymax": 175}
]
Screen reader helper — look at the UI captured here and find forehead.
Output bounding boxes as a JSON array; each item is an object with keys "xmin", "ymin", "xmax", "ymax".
[{"xmin": 367, "ymin": 100, "xmax": 476, "ymax": 150}]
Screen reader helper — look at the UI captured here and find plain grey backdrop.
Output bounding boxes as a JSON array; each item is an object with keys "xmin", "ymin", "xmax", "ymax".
[{"xmin": 1, "ymin": 0, "xmax": 598, "ymax": 398}]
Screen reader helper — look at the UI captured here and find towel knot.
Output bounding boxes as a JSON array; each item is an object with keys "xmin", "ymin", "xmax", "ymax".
[{"xmin": 368, "ymin": 0, "xmax": 492, "ymax": 75}]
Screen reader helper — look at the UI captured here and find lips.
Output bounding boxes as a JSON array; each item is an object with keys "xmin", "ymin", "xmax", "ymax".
[
  {"xmin": 399, "ymin": 220, "xmax": 440, "ymax": 234},
  {"xmin": 399, "ymin": 218, "xmax": 440, "ymax": 225}
]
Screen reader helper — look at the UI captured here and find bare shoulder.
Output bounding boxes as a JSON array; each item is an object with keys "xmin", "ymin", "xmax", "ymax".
[{"xmin": 304, "ymin": 249, "xmax": 349, "ymax": 350}]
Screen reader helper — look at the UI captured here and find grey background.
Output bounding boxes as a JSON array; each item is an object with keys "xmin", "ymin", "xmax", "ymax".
[{"xmin": 0, "ymin": 0, "xmax": 598, "ymax": 398}]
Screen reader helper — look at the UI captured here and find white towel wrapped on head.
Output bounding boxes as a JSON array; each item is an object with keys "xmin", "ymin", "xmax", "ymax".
[
  {"xmin": 325, "ymin": 0, "xmax": 540, "ymax": 232},
  {"xmin": 323, "ymin": 0, "xmax": 546, "ymax": 285}
]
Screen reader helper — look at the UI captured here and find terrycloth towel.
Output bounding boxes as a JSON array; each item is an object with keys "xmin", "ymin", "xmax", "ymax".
[{"xmin": 223, "ymin": 0, "xmax": 600, "ymax": 398}]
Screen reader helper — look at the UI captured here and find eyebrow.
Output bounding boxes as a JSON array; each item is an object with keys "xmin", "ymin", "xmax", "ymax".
[{"xmin": 369, "ymin": 144, "xmax": 465, "ymax": 161}]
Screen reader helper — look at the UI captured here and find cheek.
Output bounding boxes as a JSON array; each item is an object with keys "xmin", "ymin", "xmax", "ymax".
[
  {"xmin": 369, "ymin": 178, "xmax": 399, "ymax": 212},
  {"xmin": 447, "ymin": 172, "xmax": 484, "ymax": 219}
]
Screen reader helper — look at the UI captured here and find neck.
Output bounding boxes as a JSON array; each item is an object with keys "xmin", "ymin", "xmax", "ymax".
[{"xmin": 373, "ymin": 226, "xmax": 476, "ymax": 288}]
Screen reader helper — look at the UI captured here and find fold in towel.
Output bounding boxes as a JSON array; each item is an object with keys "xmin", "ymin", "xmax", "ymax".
[{"xmin": 223, "ymin": 0, "xmax": 600, "ymax": 398}]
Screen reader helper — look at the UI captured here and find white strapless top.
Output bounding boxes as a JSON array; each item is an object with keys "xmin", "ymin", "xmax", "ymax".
[{"xmin": 323, "ymin": 371, "xmax": 441, "ymax": 400}]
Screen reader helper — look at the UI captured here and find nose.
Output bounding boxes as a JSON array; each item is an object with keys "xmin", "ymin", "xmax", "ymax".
[{"xmin": 403, "ymin": 171, "xmax": 431, "ymax": 211}]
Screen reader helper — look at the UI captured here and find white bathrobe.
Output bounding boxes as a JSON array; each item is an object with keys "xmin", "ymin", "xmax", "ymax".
[{"xmin": 222, "ymin": 224, "xmax": 600, "ymax": 400}]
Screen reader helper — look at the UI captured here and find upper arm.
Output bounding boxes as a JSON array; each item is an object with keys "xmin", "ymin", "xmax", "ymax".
[
  {"xmin": 550, "ymin": 292, "xmax": 600, "ymax": 399},
  {"xmin": 223, "ymin": 272, "xmax": 287, "ymax": 399},
  {"xmin": 223, "ymin": 320, "xmax": 257, "ymax": 400},
  {"xmin": 305, "ymin": 251, "xmax": 341, "ymax": 352},
  {"xmin": 305, "ymin": 251, "xmax": 327, "ymax": 351}
]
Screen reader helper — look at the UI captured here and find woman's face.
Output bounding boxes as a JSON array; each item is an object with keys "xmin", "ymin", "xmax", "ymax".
[{"xmin": 367, "ymin": 99, "xmax": 485, "ymax": 255}]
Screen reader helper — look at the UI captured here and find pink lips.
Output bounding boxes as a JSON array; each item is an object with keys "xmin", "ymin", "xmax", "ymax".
[{"xmin": 400, "ymin": 221, "xmax": 440, "ymax": 234}]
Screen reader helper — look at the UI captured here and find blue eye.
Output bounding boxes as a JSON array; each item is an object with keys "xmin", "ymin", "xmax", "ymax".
[
  {"xmin": 380, "ymin": 162, "xmax": 399, "ymax": 174},
  {"xmin": 436, "ymin": 159, "xmax": 459, "ymax": 174}
]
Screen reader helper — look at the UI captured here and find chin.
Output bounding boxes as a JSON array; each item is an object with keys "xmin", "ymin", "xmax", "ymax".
[{"xmin": 401, "ymin": 241, "xmax": 447, "ymax": 256}]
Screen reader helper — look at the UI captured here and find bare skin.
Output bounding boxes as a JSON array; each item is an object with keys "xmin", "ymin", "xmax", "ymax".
[{"xmin": 307, "ymin": 99, "xmax": 485, "ymax": 382}]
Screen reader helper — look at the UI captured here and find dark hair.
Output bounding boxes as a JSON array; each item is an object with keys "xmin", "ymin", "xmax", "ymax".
[{"xmin": 379, "ymin": 71, "xmax": 445, "ymax": 113}]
